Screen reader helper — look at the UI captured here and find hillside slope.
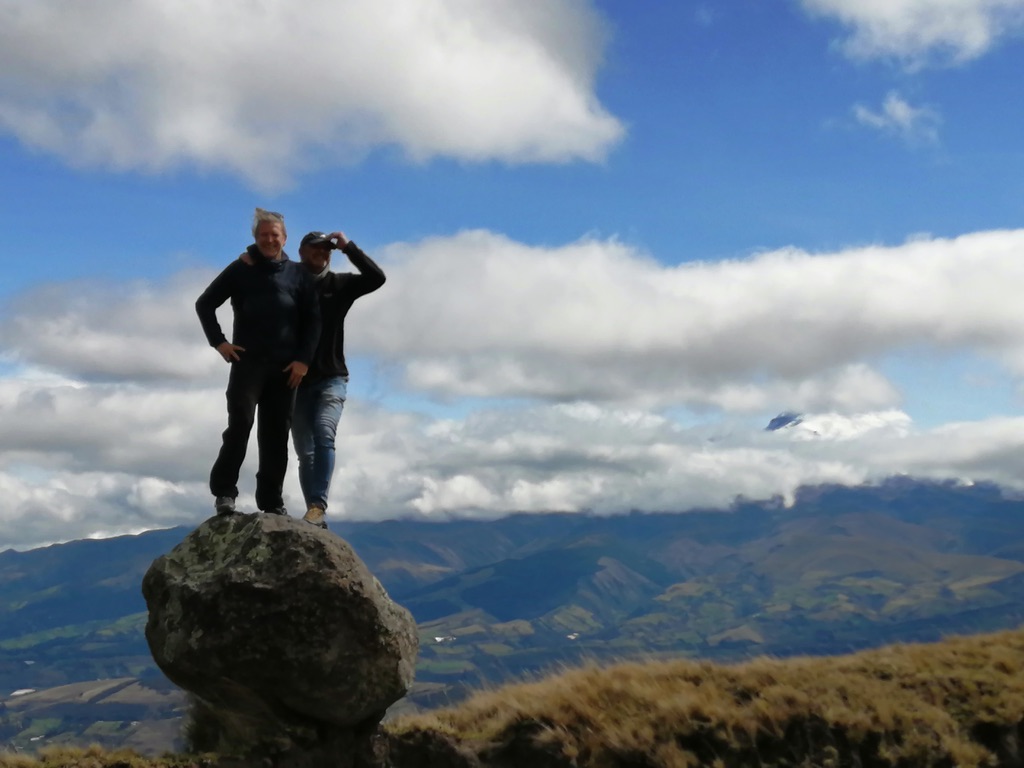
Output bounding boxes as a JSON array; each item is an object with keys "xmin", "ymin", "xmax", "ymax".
[
  {"xmin": 4, "ymin": 626, "xmax": 1023, "ymax": 767},
  {"xmin": 391, "ymin": 625, "xmax": 1024, "ymax": 768},
  {"xmin": 2, "ymin": 477, "xmax": 1024, "ymax": 753}
]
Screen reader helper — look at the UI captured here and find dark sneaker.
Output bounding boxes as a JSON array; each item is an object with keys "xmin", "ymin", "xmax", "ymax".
[
  {"xmin": 264, "ymin": 506, "xmax": 288, "ymax": 516},
  {"xmin": 215, "ymin": 496, "xmax": 236, "ymax": 516},
  {"xmin": 303, "ymin": 505, "xmax": 327, "ymax": 529}
]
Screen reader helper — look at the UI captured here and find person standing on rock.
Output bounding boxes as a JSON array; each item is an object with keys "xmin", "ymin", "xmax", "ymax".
[
  {"xmin": 243, "ymin": 228, "xmax": 385, "ymax": 529},
  {"xmin": 196, "ymin": 208, "xmax": 321, "ymax": 517}
]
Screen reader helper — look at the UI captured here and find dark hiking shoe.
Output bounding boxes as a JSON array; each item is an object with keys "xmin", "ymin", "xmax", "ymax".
[
  {"xmin": 303, "ymin": 505, "xmax": 328, "ymax": 529},
  {"xmin": 263, "ymin": 506, "xmax": 288, "ymax": 516},
  {"xmin": 215, "ymin": 496, "xmax": 236, "ymax": 516}
]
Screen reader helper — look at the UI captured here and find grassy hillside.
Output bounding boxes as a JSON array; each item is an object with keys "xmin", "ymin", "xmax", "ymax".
[
  {"xmin": 3, "ymin": 626, "xmax": 1024, "ymax": 767},
  {"xmin": 4, "ymin": 477, "xmax": 1024, "ymax": 755},
  {"xmin": 405, "ymin": 481, "xmax": 1024, "ymax": 686},
  {"xmin": 0, "ymin": 676, "xmax": 184, "ymax": 756},
  {"xmin": 390, "ymin": 625, "xmax": 1024, "ymax": 768}
]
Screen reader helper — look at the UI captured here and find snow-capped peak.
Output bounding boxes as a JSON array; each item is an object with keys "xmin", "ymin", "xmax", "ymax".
[{"xmin": 765, "ymin": 410, "xmax": 911, "ymax": 441}]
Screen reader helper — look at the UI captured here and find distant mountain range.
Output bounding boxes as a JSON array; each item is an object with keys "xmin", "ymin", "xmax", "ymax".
[{"xmin": 3, "ymin": 476, "xmax": 1024, "ymax": 753}]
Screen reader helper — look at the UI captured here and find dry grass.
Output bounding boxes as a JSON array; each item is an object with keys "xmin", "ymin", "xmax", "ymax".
[
  {"xmin": 4, "ymin": 628, "xmax": 1023, "ymax": 766},
  {"xmin": 391, "ymin": 626, "xmax": 1024, "ymax": 767}
]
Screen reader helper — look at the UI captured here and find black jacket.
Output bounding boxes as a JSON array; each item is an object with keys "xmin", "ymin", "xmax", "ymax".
[
  {"xmin": 308, "ymin": 241, "xmax": 386, "ymax": 379},
  {"xmin": 196, "ymin": 246, "xmax": 321, "ymax": 365}
]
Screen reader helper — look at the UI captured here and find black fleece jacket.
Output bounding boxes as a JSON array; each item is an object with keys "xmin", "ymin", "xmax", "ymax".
[
  {"xmin": 196, "ymin": 246, "xmax": 321, "ymax": 365},
  {"xmin": 308, "ymin": 241, "xmax": 386, "ymax": 380}
]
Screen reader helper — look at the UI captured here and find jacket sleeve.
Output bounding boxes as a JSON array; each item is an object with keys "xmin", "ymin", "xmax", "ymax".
[
  {"xmin": 195, "ymin": 263, "xmax": 239, "ymax": 348},
  {"xmin": 341, "ymin": 241, "xmax": 387, "ymax": 296},
  {"xmin": 295, "ymin": 269, "xmax": 322, "ymax": 365}
]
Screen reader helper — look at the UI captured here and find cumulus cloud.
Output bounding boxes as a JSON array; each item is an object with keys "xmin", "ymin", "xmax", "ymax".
[
  {"xmin": 801, "ymin": 0, "xmax": 1024, "ymax": 65},
  {"xmin": 0, "ymin": 373, "xmax": 224, "ymax": 479},
  {"xmin": 7, "ymin": 228, "xmax": 1024, "ymax": 412},
  {"xmin": 4, "ymin": 369, "xmax": 1024, "ymax": 551},
  {"xmin": 0, "ymin": 271, "xmax": 219, "ymax": 382},
  {"xmin": 0, "ymin": 468, "xmax": 205, "ymax": 552},
  {"xmin": 853, "ymin": 91, "xmax": 941, "ymax": 143},
  {"xmin": 0, "ymin": 0, "xmax": 624, "ymax": 189},
  {"xmin": 5, "ymin": 227, "xmax": 1024, "ymax": 550},
  {"xmin": 358, "ymin": 228, "xmax": 1024, "ymax": 410}
]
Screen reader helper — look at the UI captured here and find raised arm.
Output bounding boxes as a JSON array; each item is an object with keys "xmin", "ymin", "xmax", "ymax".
[{"xmin": 329, "ymin": 231, "xmax": 386, "ymax": 296}]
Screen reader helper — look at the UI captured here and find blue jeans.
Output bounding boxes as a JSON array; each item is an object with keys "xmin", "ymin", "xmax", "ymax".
[{"xmin": 292, "ymin": 376, "xmax": 347, "ymax": 511}]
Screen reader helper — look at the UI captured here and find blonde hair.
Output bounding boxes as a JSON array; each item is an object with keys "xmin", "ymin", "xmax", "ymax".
[{"xmin": 252, "ymin": 207, "xmax": 286, "ymax": 237}]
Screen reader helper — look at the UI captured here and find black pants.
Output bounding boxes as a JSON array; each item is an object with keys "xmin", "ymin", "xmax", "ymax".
[{"xmin": 209, "ymin": 357, "xmax": 297, "ymax": 511}]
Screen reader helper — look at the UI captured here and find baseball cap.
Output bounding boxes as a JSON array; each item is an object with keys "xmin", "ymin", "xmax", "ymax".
[{"xmin": 300, "ymin": 231, "xmax": 334, "ymax": 248}]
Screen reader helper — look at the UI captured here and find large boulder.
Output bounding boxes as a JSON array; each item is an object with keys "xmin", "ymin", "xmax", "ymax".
[{"xmin": 141, "ymin": 512, "xmax": 418, "ymax": 729}]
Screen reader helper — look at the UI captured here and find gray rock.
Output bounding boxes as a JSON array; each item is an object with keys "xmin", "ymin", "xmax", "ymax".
[{"xmin": 141, "ymin": 512, "xmax": 418, "ymax": 729}]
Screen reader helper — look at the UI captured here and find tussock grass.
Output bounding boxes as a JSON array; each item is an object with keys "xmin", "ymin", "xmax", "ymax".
[
  {"xmin": 391, "ymin": 627, "xmax": 1024, "ymax": 767},
  {"xmin": 4, "ymin": 628, "xmax": 1023, "ymax": 766}
]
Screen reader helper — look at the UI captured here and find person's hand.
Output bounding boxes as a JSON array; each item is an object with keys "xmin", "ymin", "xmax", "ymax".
[
  {"xmin": 284, "ymin": 361, "xmax": 308, "ymax": 388},
  {"xmin": 216, "ymin": 342, "xmax": 245, "ymax": 362},
  {"xmin": 327, "ymin": 231, "xmax": 349, "ymax": 249},
  {"xmin": 239, "ymin": 251, "xmax": 253, "ymax": 265}
]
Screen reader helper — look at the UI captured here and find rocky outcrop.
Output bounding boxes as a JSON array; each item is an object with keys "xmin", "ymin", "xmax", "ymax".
[{"xmin": 141, "ymin": 512, "xmax": 418, "ymax": 764}]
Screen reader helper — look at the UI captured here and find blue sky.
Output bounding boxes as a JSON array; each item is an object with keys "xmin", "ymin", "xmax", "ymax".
[{"xmin": 2, "ymin": 0, "xmax": 1024, "ymax": 550}]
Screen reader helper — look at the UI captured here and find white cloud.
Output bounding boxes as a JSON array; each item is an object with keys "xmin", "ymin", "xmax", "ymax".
[
  {"xmin": 770, "ymin": 410, "xmax": 912, "ymax": 440},
  {"xmin": 0, "ymin": 466, "xmax": 208, "ymax": 550},
  {"xmin": 0, "ymin": 0, "xmax": 624, "ymax": 189},
  {"xmin": 5, "ymin": 227, "xmax": 1024, "ymax": 550},
  {"xmin": 0, "ymin": 374, "xmax": 224, "ymax": 478},
  {"xmin": 801, "ymin": 0, "xmax": 1024, "ymax": 65},
  {"xmin": 6, "ymin": 385, "xmax": 1024, "ymax": 551},
  {"xmin": 0, "ymin": 271, "xmax": 218, "ymax": 382},
  {"xmin": 357, "ymin": 228, "xmax": 1024, "ymax": 410},
  {"xmin": 853, "ymin": 91, "xmax": 941, "ymax": 143},
  {"xmin": 8, "ymin": 228, "xmax": 1024, "ymax": 413}
]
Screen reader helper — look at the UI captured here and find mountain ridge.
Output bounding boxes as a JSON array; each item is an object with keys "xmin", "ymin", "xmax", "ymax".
[{"xmin": 3, "ymin": 476, "xmax": 1024, "ymax": 753}]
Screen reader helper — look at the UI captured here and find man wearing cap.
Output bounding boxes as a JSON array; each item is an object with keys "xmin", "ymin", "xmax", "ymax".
[
  {"xmin": 197, "ymin": 209, "xmax": 321, "ymax": 517},
  {"xmin": 292, "ymin": 229, "xmax": 387, "ymax": 528},
  {"xmin": 242, "ymin": 228, "xmax": 385, "ymax": 528}
]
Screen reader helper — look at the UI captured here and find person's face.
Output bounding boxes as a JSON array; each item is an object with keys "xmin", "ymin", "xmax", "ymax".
[
  {"xmin": 255, "ymin": 221, "xmax": 286, "ymax": 259},
  {"xmin": 300, "ymin": 243, "xmax": 332, "ymax": 273}
]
